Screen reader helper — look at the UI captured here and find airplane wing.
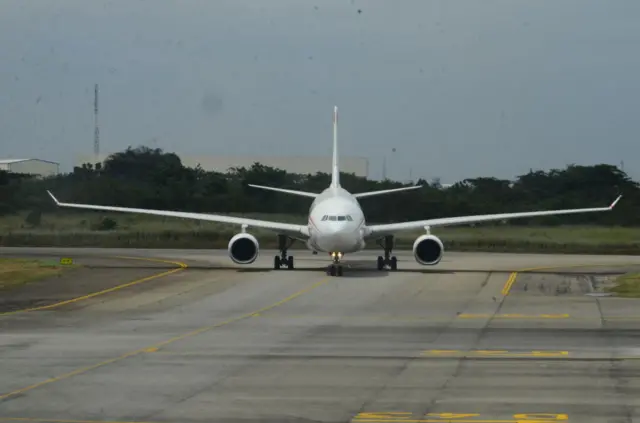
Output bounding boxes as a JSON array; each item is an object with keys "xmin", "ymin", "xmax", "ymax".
[
  {"xmin": 353, "ymin": 185, "xmax": 422, "ymax": 199},
  {"xmin": 247, "ymin": 184, "xmax": 318, "ymax": 198},
  {"xmin": 365, "ymin": 195, "xmax": 622, "ymax": 238},
  {"xmin": 46, "ymin": 191, "xmax": 309, "ymax": 239}
]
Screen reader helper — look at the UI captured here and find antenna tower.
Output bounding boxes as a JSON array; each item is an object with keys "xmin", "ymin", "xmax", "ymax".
[
  {"xmin": 94, "ymin": 83, "xmax": 100, "ymax": 164},
  {"xmin": 382, "ymin": 156, "xmax": 387, "ymax": 180}
]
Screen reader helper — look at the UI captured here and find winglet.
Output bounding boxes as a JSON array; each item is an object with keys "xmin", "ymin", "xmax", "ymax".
[
  {"xmin": 47, "ymin": 190, "xmax": 60, "ymax": 205},
  {"xmin": 609, "ymin": 194, "xmax": 622, "ymax": 209}
]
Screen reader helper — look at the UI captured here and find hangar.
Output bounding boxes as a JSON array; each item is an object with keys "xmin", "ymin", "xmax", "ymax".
[{"xmin": 0, "ymin": 158, "xmax": 60, "ymax": 177}]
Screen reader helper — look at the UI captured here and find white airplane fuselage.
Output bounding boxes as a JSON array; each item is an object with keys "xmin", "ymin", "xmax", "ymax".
[{"xmin": 306, "ymin": 186, "xmax": 367, "ymax": 255}]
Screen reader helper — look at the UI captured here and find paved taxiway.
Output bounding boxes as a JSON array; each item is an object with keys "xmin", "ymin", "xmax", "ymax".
[{"xmin": 2, "ymin": 248, "xmax": 640, "ymax": 422}]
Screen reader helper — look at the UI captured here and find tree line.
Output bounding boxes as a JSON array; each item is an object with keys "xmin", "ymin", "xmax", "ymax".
[{"xmin": 1, "ymin": 146, "xmax": 638, "ymax": 226}]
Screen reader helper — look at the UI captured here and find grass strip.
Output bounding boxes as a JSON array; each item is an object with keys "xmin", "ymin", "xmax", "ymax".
[
  {"xmin": 0, "ymin": 258, "xmax": 77, "ymax": 291},
  {"xmin": 3, "ymin": 212, "xmax": 640, "ymax": 254},
  {"xmin": 607, "ymin": 273, "xmax": 640, "ymax": 298},
  {"xmin": 1, "ymin": 230, "xmax": 640, "ymax": 255}
]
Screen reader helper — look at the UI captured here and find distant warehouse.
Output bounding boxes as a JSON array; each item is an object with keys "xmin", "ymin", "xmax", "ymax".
[
  {"xmin": 79, "ymin": 154, "xmax": 370, "ymax": 178},
  {"xmin": 0, "ymin": 158, "xmax": 60, "ymax": 178}
]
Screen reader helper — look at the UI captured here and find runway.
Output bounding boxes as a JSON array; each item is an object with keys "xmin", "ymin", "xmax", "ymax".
[{"xmin": 1, "ymin": 248, "xmax": 640, "ymax": 422}]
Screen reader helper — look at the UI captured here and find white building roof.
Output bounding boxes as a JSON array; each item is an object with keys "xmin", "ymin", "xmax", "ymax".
[
  {"xmin": 0, "ymin": 158, "xmax": 60, "ymax": 165},
  {"xmin": 0, "ymin": 159, "xmax": 29, "ymax": 164}
]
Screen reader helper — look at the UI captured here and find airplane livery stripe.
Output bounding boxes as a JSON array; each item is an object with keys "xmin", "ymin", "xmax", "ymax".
[{"xmin": 308, "ymin": 216, "xmax": 320, "ymax": 232}]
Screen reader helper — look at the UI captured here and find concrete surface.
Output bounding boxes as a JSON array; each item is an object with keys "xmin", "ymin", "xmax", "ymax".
[
  {"xmin": 0, "ymin": 255, "xmax": 183, "ymax": 314},
  {"xmin": 0, "ymin": 248, "xmax": 640, "ymax": 422}
]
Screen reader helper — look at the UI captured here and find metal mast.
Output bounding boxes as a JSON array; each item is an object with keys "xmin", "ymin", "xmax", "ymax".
[{"xmin": 94, "ymin": 83, "xmax": 100, "ymax": 164}]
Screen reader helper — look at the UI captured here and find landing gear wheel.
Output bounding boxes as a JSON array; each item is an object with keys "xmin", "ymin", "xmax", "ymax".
[
  {"xmin": 327, "ymin": 264, "xmax": 343, "ymax": 277},
  {"xmin": 390, "ymin": 256, "xmax": 397, "ymax": 271},
  {"xmin": 274, "ymin": 235, "xmax": 295, "ymax": 270},
  {"xmin": 376, "ymin": 236, "xmax": 397, "ymax": 270}
]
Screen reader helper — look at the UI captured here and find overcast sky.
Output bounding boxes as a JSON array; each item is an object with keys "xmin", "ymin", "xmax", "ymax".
[{"xmin": 1, "ymin": 0, "xmax": 639, "ymax": 182}]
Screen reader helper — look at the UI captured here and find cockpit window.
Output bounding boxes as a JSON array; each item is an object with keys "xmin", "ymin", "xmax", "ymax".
[{"xmin": 321, "ymin": 215, "xmax": 354, "ymax": 222}]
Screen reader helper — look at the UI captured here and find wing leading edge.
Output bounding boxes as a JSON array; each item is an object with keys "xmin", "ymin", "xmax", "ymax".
[
  {"xmin": 365, "ymin": 195, "xmax": 622, "ymax": 238},
  {"xmin": 46, "ymin": 191, "xmax": 309, "ymax": 239}
]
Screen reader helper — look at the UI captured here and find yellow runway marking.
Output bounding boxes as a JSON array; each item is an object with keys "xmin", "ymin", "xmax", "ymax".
[
  {"xmin": 353, "ymin": 420, "xmax": 560, "ymax": 423},
  {"xmin": 501, "ymin": 262, "xmax": 640, "ymax": 296},
  {"xmin": 352, "ymin": 412, "xmax": 568, "ymax": 422},
  {"xmin": 0, "ymin": 412, "xmax": 570, "ymax": 423},
  {"xmin": 0, "ymin": 276, "xmax": 330, "ymax": 400},
  {"xmin": 0, "ymin": 256, "xmax": 188, "ymax": 317},
  {"xmin": 421, "ymin": 349, "xmax": 569, "ymax": 358},
  {"xmin": 501, "ymin": 272, "xmax": 518, "ymax": 296}
]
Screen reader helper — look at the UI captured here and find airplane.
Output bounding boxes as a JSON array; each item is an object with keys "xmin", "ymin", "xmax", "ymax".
[{"xmin": 47, "ymin": 106, "xmax": 622, "ymax": 277}]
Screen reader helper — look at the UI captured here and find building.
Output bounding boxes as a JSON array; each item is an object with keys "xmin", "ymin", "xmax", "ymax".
[
  {"xmin": 78, "ymin": 154, "xmax": 370, "ymax": 178},
  {"xmin": 0, "ymin": 158, "xmax": 60, "ymax": 177}
]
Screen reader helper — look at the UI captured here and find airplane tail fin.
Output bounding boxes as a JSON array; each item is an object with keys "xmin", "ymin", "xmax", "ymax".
[{"xmin": 331, "ymin": 105, "xmax": 340, "ymax": 188}]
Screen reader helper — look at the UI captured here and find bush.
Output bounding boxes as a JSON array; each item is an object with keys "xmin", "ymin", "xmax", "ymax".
[
  {"xmin": 91, "ymin": 217, "xmax": 117, "ymax": 231},
  {"xmin": 24, "ymin": 209, "xmax": 42, "ymax": 227}
]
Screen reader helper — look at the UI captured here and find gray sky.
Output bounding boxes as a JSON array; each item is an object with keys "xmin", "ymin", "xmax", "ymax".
[{"xmin": 1, "ymin": 0, "xmax": 639, "ymax": 182}]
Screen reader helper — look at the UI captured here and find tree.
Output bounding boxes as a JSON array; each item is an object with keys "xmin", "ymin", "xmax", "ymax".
[{"xmin": 1, "ymin": 145, "xmax": 636, "ymax": 226}]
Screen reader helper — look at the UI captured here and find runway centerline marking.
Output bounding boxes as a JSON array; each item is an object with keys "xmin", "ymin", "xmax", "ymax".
[
  {"xmin": 0, "ymin": 256, "xmax": 188, "ymax": 317},
  {"xmin": 501, "ymin": 262, "xmax": 640, "ymax": 296},
  {"xmin": 0, "ymin": 276, "xmax": 331, "ymax": 401}
]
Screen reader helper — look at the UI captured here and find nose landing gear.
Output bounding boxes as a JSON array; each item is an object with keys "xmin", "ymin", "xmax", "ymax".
[
  {"xmin": 327, "ymin": 252, "xmax": 344, "ymax": 277},
  {"xmin": 376, "ymin": 235, "xmax": 397, "ymax": 270},
  {"xmin": 274, "ymin": 235, "xmax": 295, "ymax": 270}
]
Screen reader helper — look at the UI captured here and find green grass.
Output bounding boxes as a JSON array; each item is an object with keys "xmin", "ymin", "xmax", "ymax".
[
  {"xmin": 606, "ymin": 273, "xmax": 640, "ymax": 297},
  {"xmin": 0, "ymin": 210, "xmax": 306, "ymax": 233},
  {"xmin": 1, "ymin": 211, "xmax": 640, "ymax": 254},
  {"xmin": 0, "ymin": 258, "xmax": 78, "ymax": 291}
]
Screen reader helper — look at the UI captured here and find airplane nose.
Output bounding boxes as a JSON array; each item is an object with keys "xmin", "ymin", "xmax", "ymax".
[
  {"xmin": 318, "ymin": 223, "xmax": 355, "ymax": 250},
  {"xmin": 324, "ymin": 223, "xmax": 348, "ymax": 234}
]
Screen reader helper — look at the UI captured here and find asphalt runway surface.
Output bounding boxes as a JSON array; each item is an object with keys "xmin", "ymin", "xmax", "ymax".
[{"xmin": 2, "ymin": 247, "xmax": 640, "ymax": 423}]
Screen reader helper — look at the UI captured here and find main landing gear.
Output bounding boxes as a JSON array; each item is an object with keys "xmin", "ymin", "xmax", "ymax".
[
  {"xmin": 376, "ymin": 235, "xmax": 397, "ymax": 271},
  {"xmin": 327, "ymin": 252, "xmax": 344, "ymax": 277},
  {"xmin": 274, "ymin": 235, "xmax": 295, "ymax": 270}
]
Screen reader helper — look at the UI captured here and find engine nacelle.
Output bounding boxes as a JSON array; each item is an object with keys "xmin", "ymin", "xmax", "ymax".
[
  {"xmin": 228, "ymin": 233, "xmax": 259, "ymax": 264},
  {"xmin": 412, "ymin": 234, "xmax": 444, "ymax": 265}
]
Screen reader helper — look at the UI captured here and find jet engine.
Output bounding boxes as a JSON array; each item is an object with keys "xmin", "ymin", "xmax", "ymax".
[
  {"xmin": 228, "ymin": 233, "xmax": 259, "ymax": 264},
  {"xmin": 412, "ymin": 234, "xmax": 444, "ymax": 265}
]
